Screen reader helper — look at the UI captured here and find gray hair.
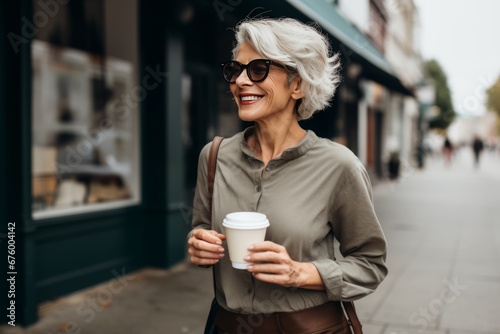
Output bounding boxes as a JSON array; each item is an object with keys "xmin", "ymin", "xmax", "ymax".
[{"xmin": 232, "ymin": 18, "xmax": 341, "ymax": 120}]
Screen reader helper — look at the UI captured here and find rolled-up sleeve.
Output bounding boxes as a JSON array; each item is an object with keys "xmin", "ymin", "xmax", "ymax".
[{"xmin": 313, "ymin": 164, "xmax": 388, "ymax": 301}]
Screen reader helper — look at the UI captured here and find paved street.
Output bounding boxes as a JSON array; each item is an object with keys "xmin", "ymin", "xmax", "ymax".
[
  {"xmin": 359, "ymin": 148, "xmax": 500, "ymax": 334},
  {"xmin": 1, "ymin": 148, "xmax": 499, "ymax": 334}
]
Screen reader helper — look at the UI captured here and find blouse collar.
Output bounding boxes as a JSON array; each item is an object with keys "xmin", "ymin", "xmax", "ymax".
[{"xmin": 239, "ymin": 126, "xmax": 318, "ymax": 164}]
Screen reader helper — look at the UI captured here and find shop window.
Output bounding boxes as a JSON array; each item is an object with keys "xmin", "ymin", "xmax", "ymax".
[{"xmin": 31, "ymin": 0, "xmax": 140, "ymax": 219}]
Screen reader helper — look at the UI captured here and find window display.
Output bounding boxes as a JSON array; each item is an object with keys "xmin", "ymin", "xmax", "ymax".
[{"xmin": 31, "ymin": 0, "xmax": 140, "ymax": 219}]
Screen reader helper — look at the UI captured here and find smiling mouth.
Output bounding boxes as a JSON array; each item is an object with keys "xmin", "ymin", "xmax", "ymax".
[{"xmin": 240, "ymin": 95, "xmax": 263, "ymax": 102}]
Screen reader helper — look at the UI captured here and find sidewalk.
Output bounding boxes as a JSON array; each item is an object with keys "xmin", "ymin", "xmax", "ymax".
[
  {"xmin": 2, "ymin": 149, "xmax": 500, "ymax": 334},
  {"xmin": 1, "ymin": 264, "xmax": 214, "ymax": 334},
  {"xmin": 357, "ymin": 149, "xmax": 500, "ymax": 334}
]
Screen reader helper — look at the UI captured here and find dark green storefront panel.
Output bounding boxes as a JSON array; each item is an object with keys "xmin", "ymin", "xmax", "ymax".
[
  {"xmin": 33, "ymin": 215, "xmax": 143, "ymax": 301},
  {"xmin": 1, "ymin": 0, "xmax": 32, "ymax": 325},
  {"xmin": 166, "ymin": 210, "xmax": 190, "ymax": 265},
  {"xmin": 166, "ymin": 30, "xmax": 188, "ymax": 265}
]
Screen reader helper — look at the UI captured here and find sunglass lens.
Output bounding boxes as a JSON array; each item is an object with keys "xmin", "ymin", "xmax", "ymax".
[
  {"xmin": 223, "ymin": 62, "xmax": 242, "ymax": 83},
  {"xmin": 248, "ymin": 60, "xmax": 268, "ymax": 82}
]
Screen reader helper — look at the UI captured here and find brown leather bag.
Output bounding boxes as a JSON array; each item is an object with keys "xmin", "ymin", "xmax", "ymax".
[{"xmin": 207, "ymin": 136, "xmax": 363, "ymax": 334}]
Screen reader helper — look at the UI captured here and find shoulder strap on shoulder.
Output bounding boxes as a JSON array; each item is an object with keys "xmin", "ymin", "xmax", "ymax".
[{"xmin": 207, "ymin": 136, "xmax": 224, "ymax": 220}]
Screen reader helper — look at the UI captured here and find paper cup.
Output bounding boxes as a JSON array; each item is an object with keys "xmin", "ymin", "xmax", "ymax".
[{"xmin": 222, "ymin": 212, "xmax": 269, "ymax": 269}]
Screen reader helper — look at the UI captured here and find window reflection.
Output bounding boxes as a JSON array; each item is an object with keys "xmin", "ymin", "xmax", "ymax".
[{"xmin": 31, "ymin": 0, "xmax": 140, "ymax": 218}]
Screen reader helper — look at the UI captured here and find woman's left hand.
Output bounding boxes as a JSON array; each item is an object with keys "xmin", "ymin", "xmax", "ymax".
[{"xmin": 244, "ymin": 241, "xmax": 323, "ymax": 289}]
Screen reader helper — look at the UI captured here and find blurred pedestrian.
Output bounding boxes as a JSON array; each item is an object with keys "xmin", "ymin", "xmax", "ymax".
[
  {"xmin": 187, "ymin": 18, "xmax": 387, "ymax": 334},
  {"xmin": 472, "ymin": 135, "xmax": 484, "ymax": 167},
  {"xmin": 442, "ymin": 136, "xmax": 453, "ymax": 165}
]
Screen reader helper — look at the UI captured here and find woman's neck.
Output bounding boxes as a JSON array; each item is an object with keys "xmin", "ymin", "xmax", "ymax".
[{"xmin": 249, "ymin": 118, "xmax": 306, "ymax": 166}]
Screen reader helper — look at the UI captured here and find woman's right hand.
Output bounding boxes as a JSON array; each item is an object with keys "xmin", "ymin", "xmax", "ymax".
[{"xmin": 187, "ymin": 229, "xmax": 226, "ymax": 266}]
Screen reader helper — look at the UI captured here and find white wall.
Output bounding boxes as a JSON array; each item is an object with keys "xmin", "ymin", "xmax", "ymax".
[
  {"xmin": 402, "ymin": 97, "xmax": 419, "ymax": 161},
  {"xmin": 337, "ymin": 0, "xmax": 370, "ymax": 33},
  {"xmin": 339, "ymin": 0, "xmax": 424, "ymax": 172},
  {"xmin": 384, "ymin": 0, "xmax": 423, "ymax": 86},
  {"xmin": 358, "ymin": 91, "xmax": 368, "ymax": 166}
]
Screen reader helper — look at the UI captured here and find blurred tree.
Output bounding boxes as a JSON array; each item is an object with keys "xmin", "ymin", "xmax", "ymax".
[
  {"xmin": 486, "ymin": 76, "xmax": 500, "ymax": 115},
  {"xmin": 425, "ymin": 60, "xmax": 455, "ymax": 129}
]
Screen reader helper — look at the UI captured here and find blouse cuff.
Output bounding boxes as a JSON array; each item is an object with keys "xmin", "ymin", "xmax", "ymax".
[{"xmin": 311, "ymin": 259, "xmax": 343, "ymax": 301}]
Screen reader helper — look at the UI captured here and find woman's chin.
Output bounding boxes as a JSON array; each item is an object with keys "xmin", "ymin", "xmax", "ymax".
[{"xmin": 238, "ymin": 109, "xmax": 261, "ymax": 122}]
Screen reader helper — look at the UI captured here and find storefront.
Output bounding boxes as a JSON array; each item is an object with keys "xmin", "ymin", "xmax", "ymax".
[
  {"xmin": 1, "ymin": 0, "xmax": 207, "ymax": 325},
  {"xmin": 1, "ymin": 0, "xmax": 412, "ymax": 325}
]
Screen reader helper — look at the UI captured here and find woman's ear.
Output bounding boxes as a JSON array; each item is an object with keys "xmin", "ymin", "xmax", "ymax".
[{"xmin": 290, "ymin": 77, "xmax": 304, "ymax": 100}]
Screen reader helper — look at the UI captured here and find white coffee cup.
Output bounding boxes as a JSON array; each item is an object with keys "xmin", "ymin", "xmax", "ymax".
[{"xmin": 222, "ymin": 212, "xmax": 270, "ymax": 269}]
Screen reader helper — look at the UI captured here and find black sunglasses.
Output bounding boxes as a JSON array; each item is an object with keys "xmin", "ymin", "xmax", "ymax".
[{"xmin": 220, "ymin": 59, "xmax": 290, "ymax": 83}]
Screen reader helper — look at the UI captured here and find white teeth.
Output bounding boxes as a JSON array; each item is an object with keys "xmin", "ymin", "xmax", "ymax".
[{"xmin": 241, "ymin": 96, "xmax": 262, "ymax": 101}]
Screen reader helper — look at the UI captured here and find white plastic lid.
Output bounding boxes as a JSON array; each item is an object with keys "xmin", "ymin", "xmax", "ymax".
[{"xmin": 222, "ymin": 212, "xmax": 269, "ymax": 229}]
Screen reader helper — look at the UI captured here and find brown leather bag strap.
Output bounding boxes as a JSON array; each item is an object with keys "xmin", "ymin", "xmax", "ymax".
[
  {"xmin": 342, "ymin": 301, "xmax": 363, "ymax": 334},
  {"xmin": 207, "ymin": 136, "xmax": 224, "ymax": 296},
  {"xmin": 207, "ymin": 136, "xmax": 224, "ymax": 218}
]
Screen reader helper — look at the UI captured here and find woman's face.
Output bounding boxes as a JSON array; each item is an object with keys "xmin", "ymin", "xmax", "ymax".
[{"xmin": 230, "ymin": 42, "xmax": 302, "ymax": 123}]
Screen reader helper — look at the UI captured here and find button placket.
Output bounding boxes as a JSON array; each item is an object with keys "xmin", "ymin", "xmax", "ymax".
[
  {"xmin": 254, "ymin": 172, "xmax": 261, "ymax": 193},
  {"xmin": 252, "ymin": 170, "xmax": 263, "ymax": 211},
  {"xmin": 257, "ymin": 163, "xmax": 275, "ymax": 195}
]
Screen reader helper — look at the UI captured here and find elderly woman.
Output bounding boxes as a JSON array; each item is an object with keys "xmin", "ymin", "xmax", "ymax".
[{"xmin": 187, "ymin": 18, "xmax": 387, "ymax": 334}]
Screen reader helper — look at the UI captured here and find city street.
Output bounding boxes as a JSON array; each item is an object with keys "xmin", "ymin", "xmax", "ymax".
[
  {"xmin": 1, "ymin": 148, "xmax": 499, "ymax": 334},
  {"xmin": 357, "ymin": 147, "xmax": 500, "ymax": 334}
]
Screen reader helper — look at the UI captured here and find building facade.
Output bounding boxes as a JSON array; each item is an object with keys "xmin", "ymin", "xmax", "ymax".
[
  {"xmin": 337, "ymin": 0, "xmax": 423, "ymax": 175},
  {"xmin": 1, "ymin": 0, "xmax": 420, "ymax": 325}
]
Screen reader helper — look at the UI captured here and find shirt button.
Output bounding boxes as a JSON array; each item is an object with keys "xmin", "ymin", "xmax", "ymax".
[
  {"xmin": 256, "ymin": 185, "xmax": 261, "ymax": 192},
  {"xmin": 246, "ymin": 288, "xmax": 252, "ymax": 294}
]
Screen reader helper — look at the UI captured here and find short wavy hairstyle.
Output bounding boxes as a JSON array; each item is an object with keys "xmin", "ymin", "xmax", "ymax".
[{"xmin": 232, "ymin": 17, "xmax": 341, "ymax": 120}]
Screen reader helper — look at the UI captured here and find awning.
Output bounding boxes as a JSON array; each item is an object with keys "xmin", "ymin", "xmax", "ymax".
[{"xmin": 286, "ymin": 0, "xmax": 414, "ymax": 96}]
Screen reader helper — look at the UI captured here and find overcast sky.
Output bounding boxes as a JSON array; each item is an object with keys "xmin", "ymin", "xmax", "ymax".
[{"xmin": 414, "ymin": 0, "xmax": 500, "ymax": 118}]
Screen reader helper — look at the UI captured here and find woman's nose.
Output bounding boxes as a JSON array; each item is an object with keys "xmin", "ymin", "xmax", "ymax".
[{"xmin": 235, "ymin": 69, "xmax": 252, "ymax": 86}]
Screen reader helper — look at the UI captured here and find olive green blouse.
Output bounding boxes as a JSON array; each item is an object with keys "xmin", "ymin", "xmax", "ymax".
[{"xmin": 190, "ymin": 127, "xmax": 387, "ymax": 314}]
